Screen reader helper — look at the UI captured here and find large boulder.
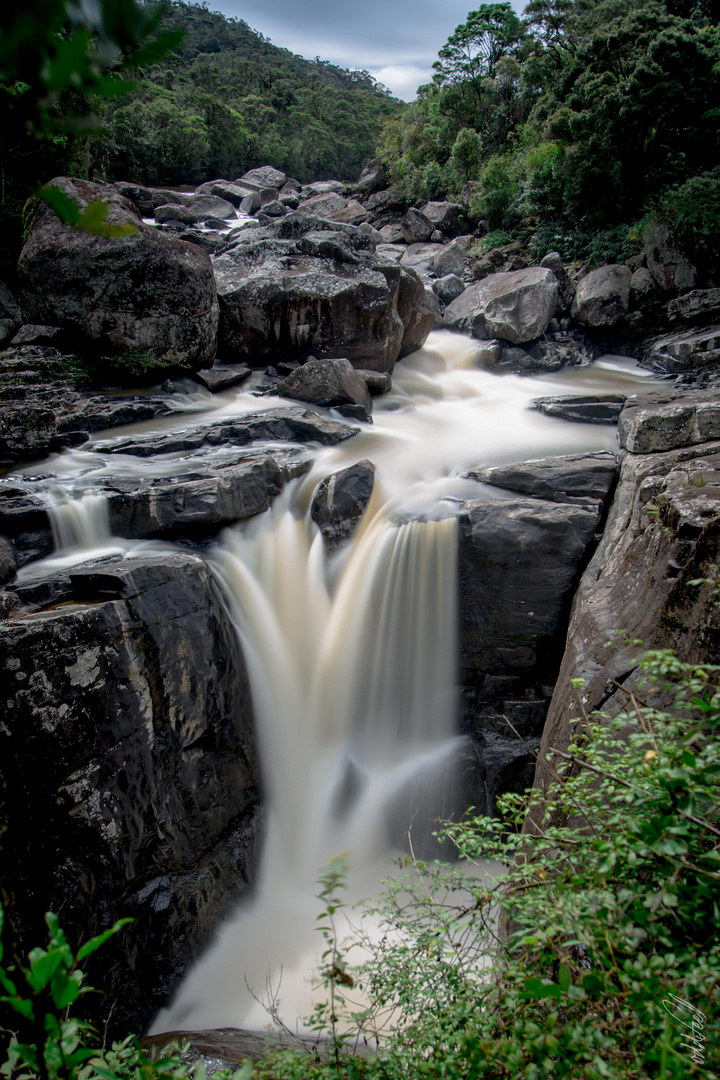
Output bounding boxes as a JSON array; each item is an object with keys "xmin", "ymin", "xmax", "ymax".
[
  {"xmin": 18, "ymin": 178, "xmax": 219, "ymax": 373},
  {"xmin": 310, "ymin": 459, "xmax": 376, "ymax": 548},
  {"xmin": 571, "ymin": 264, "xmax": 631, "ymax": 328},
  {"xmin": 302, "ymin": 192, "xmax": 347, "ymax": 217},
  {"xmin": 212, "ymin": 213, "xmax": 434, "ymax": 373},
  {"xmin": 433, "ymin": 238, "xmax": 467, "ymax": 278},
  {"xmin": 419, "ymin": 201, "xmax": 463, "ymax": 238},
  {"xmin": 469, "ymin": 451, "xmax": 618, "ymax": 506},
  {"xmin": 277, "ymin": 357, "xmax": 372, "ymax": 421},
  {"xmin": 0, "ymin": 552, "xmax": 261, "ymax": 1035},
  {"xmin": 106, "ymin": 454, "xmax": 285, "ymax": 538},
  {"xmin": 354, "ymin": 157, "xmax": 389, "ymax": 196},
  {"xmin": 238, "ymin": 166, "xmax": 287, "ymax": 189},
  {"xmin": 331, "ymin": 200, "xmax": 371, "ymax": 226},
  {"xmin": 400, "ymin": 208, "xmax": 433, "ymax": 244},
  {"xmin": 443, "ymin": 267, "xmax": 559, "ymax": 344},
  {"xmin": 184, "ymin": 194, "xmax": 236, "ymax": 221}
]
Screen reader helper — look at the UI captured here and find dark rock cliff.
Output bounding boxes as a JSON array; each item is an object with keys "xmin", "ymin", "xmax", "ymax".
[{"xmin": 0, "ymin": 552, "xmax": 261, "ymax": 1035}]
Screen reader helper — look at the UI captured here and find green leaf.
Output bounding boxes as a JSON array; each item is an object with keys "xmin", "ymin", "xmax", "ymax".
[
  {"xmin": 581, "ymin": 973, "xmax": 604, "ymax": 994},
  {"xmin": 76, "ymin": 918, "xmax": 133, "ymax": 962},
  {"xmin": 0, "ymin": 995, "xmax": 34, "ymax": 1020},
  {"xmin": 27, "ymin": 947, "xmax": 66, "ymax": 991},
  {"xmin": 557, "ymin": 964, "xmax": 571, "ymax": 992},
  {"xmin": 37, "ymin": 186, "xmax": 81, "ymax": 226}
]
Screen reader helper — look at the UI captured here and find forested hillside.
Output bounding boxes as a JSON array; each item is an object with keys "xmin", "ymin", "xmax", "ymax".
[
  {"xmin": 97, "ymin": 1, "xmax": 403, "ymax": 186},
  {"xmin": 380, "ymin": 0, "xmax": 720, "ymax": 276}
]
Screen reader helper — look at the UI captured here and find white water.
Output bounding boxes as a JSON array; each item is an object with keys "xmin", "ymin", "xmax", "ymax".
[{"xmin": 7, "ymin": 332, "xmax": 668, "ymax": 1032}]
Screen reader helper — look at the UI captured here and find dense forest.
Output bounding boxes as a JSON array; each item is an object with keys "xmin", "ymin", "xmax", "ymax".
[
  {"xmin": 97, "ymin": 1, "xmax": 403, "ymax": 186},
  {"xmin": 381, "ymin": 0, "xmax": 720, "ymax": 276}
]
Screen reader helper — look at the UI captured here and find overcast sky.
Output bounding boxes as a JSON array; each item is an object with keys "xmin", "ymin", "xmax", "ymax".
[{"xmin": 207, "ymin": 1, "xmax": 527, "ymax": 100}]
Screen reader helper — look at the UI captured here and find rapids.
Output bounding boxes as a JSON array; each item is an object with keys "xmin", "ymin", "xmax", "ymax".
[{"xmin": 7, "ymin": 331, "xmax": 667, "ymax": 1032}]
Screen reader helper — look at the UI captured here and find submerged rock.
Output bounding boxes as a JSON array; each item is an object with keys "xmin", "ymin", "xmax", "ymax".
[
  {"xmin": 18, "ymin": 177, "xmax": 219, "ymax": 374},
  {"xmin": 310, "ymin": 459, "xmax": 376, "ymax": 548}
]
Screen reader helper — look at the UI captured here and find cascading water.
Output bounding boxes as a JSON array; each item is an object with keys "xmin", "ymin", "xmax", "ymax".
[
  {"xmin": 8, "ymin": 330, "xmax": 669, "ymax": 1034},
  {"xmin": 48, "ymin": 493, "xmax": 112, "ymax": 552},
  {"xmin": 150, "ymin": 483, "xmax": 462, "ymax": 1032}
]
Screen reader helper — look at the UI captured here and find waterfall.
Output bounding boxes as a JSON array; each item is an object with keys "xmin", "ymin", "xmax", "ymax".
[
  {"xmin": 151, "ymin": 482, "xmax": 462, "ymax": 1032},
  {"xmin": 48, "ymin": 493, "xmax": 112, "ymax": 551}
]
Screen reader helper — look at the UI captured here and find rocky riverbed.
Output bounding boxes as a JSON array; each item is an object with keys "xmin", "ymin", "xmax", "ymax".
[{"xmin": 1, "ymin": 163, "xmax": 720, "ymax": 1039}]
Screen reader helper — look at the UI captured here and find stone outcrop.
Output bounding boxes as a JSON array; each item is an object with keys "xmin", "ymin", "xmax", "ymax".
[
  {"xmin": 0, "ymin": 345, "xmax": 181, "ymax": 465},
  {"xmin": 18, "ymin": 178, "xmax": 219, "ymax": 373},
  {"xmin": 105, "ymin": 454, "xmax": 287, "ymax": 539},
  {"xmin": 92, "ymin": 407, "xmax": 359, "ymax": 457},
  {"xmin": 212, "ymin": 213, "xmax": 433, "ymax": 372},
  {"xmin": 0, "ymin": 552, "xmax": 261, "ymax": 1036},
  {"xmin": 277, "ymin": 358, "xmax": 372, "ymax": 422},
  {"xmin": 532, "ymin": 394, "xmax": 627, "ymax": 424},
  {"xmin": 618, "ymin": 389, "xmax": 720, "ymax": 453},
  {"xmin": 310, "ymin": 459, "xmax": 376, "ymax": 549},
  {"xmin": 443, "ymin": 267, "xmax": 559, "ymax": 344},
  {"xmin": 525, "ymin": 437, "xmax": 720, "ymax": 834},
  {"xmin": 642, "ymin": 324, "xmax": 720, "ymax": 374},
  {"xmin": 459, "ymin": 492, "xmax": 604, "ymax": 814},
  {"xmin": 667, "ymin": 287, "xmax": 720, "ymax": 326},
  {"xmin": 571, "ymin": 264, "xmax": 631, "ymax": 328}
]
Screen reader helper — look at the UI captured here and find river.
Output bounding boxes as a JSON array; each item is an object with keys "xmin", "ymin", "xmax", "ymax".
[{"xmin": 9, "ymin": 330, "xmax": 665, "ymax": 1033}]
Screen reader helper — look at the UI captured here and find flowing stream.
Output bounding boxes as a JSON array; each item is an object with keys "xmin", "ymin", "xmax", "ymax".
[{"xmin": 8, "ymin": 331, "xmax": 667, "ymax": 1033}]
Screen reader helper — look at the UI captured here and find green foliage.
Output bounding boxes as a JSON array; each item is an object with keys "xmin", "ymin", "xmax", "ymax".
[
  {"xmin": 432, "ymin": 4, "xmax": 526, "ymax": 87},
  {"xmin": 97, "ymin": 1, "xmax": 403, "ymax": 186},
  {"xmin": 257, "ymin": 642, "xmax": 720, "ymax": 1079},
  {"xmin": 0, "ymin": 904, "xmax": 254, "ymax": 1080},
  {"xmin": 658, "ymin": 169, "xmax": 720, "ymax": 281}
]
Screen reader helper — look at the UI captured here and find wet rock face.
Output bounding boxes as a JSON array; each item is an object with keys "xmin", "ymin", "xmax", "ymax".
[
  {"xmin": 18, "ymin": 177, "xmax": 219, "ymax": 373},
  {"xmin": 213, "ymin": 213, "xmax": 433, "ymax": 372},
  {"xmin": 310, "ymin": 459, "xmax": 376, "ymax": 549},
  {"xmin": 0, "ymin": 552, "xmax": 261, "ymax": 1036},
  {"xmin": 458, "ymin": 492, "xmax": 603, "ymax": 814},
  {"xmin": 106, "ymin": 454, "xmax": 287, "ymax": 539},
  {"xmin": 469, "ymin": 451, "xmax": 618, "ymax": 507},
  {"xmin": 525, "ymin": 442, "xmax": 720, "ymax": 836}
]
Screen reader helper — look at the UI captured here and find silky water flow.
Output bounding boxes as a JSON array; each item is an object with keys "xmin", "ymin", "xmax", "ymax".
[
  {"xmin": 151, "ymin": 481, "xmax": 462, "ymax": 1033},
  {"xmin": 8, "ymin": 331, "xmax": 669, "ymax": 1034}
]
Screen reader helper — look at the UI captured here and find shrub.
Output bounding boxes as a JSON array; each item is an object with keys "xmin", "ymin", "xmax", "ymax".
[{"xmin": 261, "ymin": 639, "xmax": 720, "ymax": 1079}]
